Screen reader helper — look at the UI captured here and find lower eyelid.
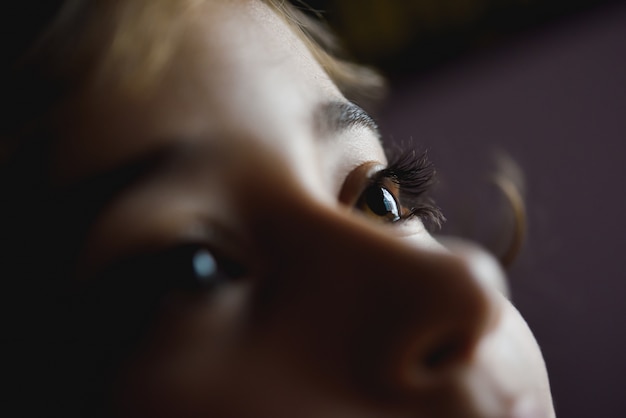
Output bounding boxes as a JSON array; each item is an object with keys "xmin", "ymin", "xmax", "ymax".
[{"xmin": 394, "ymin": 218, "xmax": 433, "ymax": 238}]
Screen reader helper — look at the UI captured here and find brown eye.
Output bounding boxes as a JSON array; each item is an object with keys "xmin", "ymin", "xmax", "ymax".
[{"xmin": 357, "ymin": 184, "xmax": 401, "ymax": 223}]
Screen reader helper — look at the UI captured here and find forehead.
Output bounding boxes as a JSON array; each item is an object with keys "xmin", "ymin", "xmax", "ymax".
[{"xmin": 52, "ymin": 0, "xmax": 346, "ymax": 183}]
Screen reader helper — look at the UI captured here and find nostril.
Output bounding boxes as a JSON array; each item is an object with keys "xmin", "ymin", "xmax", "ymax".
[
  {"xmin": 423, "ymin": 335, "xmax": 472, "ymax": 371},
  {"xmin": 395, "ymin": 332, "xmax": 477, "ymax": 389}
]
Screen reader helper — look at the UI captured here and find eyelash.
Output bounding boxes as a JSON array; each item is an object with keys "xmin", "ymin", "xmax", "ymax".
[{"xmin": 371, "ymin": 149, "xmax": 445, "ymax": 230}]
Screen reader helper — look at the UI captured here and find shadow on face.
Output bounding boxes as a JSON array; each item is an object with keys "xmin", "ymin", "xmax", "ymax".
[{"xmin": 1, "ymin": 1, "xmax": 554, "ymax": 417}]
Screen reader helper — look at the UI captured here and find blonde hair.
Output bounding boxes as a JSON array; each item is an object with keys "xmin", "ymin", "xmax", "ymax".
[
  {"xmin": 264, "ymin": 0, "xmax": 386, "ymax": 107},
  {"xmin": 30, "ymin": 0, "xmax": 382, "ymax": 98}
]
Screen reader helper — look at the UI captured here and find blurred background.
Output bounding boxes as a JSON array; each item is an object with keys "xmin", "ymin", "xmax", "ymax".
[{"xmin": 302, "ymin": 0, "xmax": 626, "ymax": 417}]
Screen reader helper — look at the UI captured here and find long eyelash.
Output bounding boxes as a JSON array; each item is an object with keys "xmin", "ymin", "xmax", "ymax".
[{"xmin": 375, "ymin": 148, "xmax": 445, "ymax": 230}]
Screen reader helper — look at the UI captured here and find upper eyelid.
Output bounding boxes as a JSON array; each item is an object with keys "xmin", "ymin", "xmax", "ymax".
[
  {"xmin": 383, "ymin": 149, "xmax": 445, "ymax": 229},
  {"xmin": 370, "ymin": 166, "xmax": 397, "ymax": 185},
  {"xmin": 338, "ymin": 160, "xmax": 386, "ymax": 206}
]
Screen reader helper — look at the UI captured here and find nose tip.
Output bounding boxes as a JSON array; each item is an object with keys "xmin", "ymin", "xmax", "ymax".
[
  {"xmin": 395, "ymin": 321, "xmax": 481, "ymax": 390},
  {"xmin": 243, "ymin": 182, "xmax": 500, "ymax": 394},
  {"xmin": 386, "ymin": 254, "xmax": 501, "ymax": 392},
  {"xmin": 437, "ymin": 236, "xmax": 510, "ymax": 298}
]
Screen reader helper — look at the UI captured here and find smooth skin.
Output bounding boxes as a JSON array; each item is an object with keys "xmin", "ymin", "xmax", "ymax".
[{"xmin": 51, "ymin": 1, "xmax": 555, "ymax": 417}]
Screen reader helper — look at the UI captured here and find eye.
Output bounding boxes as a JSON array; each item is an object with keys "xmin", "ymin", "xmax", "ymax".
[
  {"xmin": 141, "ymin": 244, "xmax": 246, "ymax": 293},
  {"xmin": 68, "ymin": 244, "xmax": 246, "ymax": 367},
  {"xmin": 158, "ymin": 245, "xmax": 221, "ymax": 291},
  {"xmin": 74, "ymin": 244, "xmax": 246, "ymax": 343},
  {"xmin": 84, "ymin": 243, "xmax": 246, "ymax": 304},
  {"xmin": 356, "ymin": 183, "xmax": 402, "ymax": 223}
]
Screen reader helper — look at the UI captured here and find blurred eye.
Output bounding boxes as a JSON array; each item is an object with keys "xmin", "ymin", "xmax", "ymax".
[
  {"xmin": 72, "ymin": 244, "xmax": 246, "ymax": 364},
  {"xmin": 356, "ymin": 183, "xmax": 401, "ymax": 223},
  {"xmin": 75, "ymin": 244, "xmax": 246, "ymax": 340},
  {"xmin": 149, "ymin": 244, "xmax": 246, "ymax": 292},
  {"xmin": 88, "ymin": 243, "xmax": 246, "ymax": 301}
]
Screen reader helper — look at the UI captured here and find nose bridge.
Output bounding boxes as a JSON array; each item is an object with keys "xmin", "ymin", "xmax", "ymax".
[{"xmin": 241, "ymin": 174, "xmax": 495, "ymax": 392}]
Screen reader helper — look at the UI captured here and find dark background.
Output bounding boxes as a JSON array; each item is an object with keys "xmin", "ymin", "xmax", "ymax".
[{"xmin": 303, "ymin": 1, "xmax": 626, "ymax": 417}]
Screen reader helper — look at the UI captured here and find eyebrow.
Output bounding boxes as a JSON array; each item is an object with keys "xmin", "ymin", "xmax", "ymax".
[
  {"xmin": 45, "ymin": 147, "xmax": 177, "ymax": 238},
  {"xmin": 314, "ymin": 101, "xmax": 380, "ymax": 139}
]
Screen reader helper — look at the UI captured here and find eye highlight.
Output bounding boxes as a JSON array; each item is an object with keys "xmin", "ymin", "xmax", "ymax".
[{"xmin": 192, "ymin": 248, "xmax": 218, "ymax": 283}]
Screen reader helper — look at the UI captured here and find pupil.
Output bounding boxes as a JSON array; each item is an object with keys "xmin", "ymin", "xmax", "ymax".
[{"xmin": 365, "ymin": 186, "xmax": 400, "ymax": 221}]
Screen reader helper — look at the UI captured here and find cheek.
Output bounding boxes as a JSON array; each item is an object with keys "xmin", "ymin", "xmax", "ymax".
[
  {"xmin": 399, "ymin": 223, "xmax": 448, "ymax": 252},
  {"xmin": 464, "ymin": 297, "xmax": 553, "ymax": 416},
  {"xmin": 114, "ymin": 284, "xmax": 253, "ymax": 417}
]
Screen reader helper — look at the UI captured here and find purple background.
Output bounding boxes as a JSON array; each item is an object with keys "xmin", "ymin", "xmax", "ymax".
[{"xmin": 380, "ymin": 3, "xmax": 626, "ymax": 417}]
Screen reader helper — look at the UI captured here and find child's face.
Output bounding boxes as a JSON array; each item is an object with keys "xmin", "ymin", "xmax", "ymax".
[{"xmin": 51, "ymin": 1, "xmax": 553, "ymax": 416}]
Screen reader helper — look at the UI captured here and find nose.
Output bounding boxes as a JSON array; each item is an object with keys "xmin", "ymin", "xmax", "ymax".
[{"xmin": 239, "ymin": 178, "xmax": 498, "ymax": 395}]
